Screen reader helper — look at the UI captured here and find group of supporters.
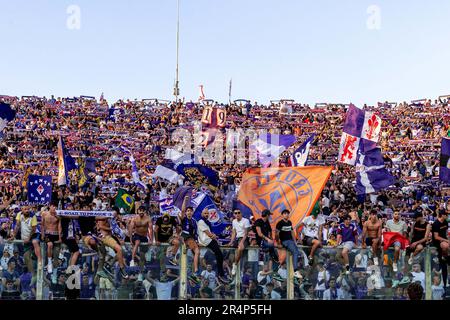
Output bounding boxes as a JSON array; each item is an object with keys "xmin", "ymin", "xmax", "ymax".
[
  {"xmin": 0, "ymin": 95, "xmax": 449, "ymax": 300},
  {"xmin": 0, "ymin": 191, "xmax": 448, "ymax": 300}
]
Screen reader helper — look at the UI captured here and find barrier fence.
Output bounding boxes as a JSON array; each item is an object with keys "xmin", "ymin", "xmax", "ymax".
[{"xmin": 0, "ymin": 240, "xmax": 447, "ymax": 300}]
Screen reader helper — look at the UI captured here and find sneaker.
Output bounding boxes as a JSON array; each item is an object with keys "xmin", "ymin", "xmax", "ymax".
[
  {"xmin": 294, "ymin": 271, "xmax": 303, "ymax": 280},
  {"xmin": 231, "ymin": 263, "xmax": 237, "ymax": 276},
  {"xmin": 130, "ymin": 260, "xmax": 136, "ymax": 267},
  {"xmin": 308, "ymin": 256, "xmax": 314, "ymax": 266},
  {"xmin": 392, "ymin": 262, "xmax": 398, "ymax": 272},
  {"xmin": 168, "ymin": 257, "xmax": 178, "ymax": 266},
  {"xmin": 119, "ymin": 267, "xmax": 129, "ymax": 279},
  {"xmin": 47, "ymin": 263, "xmax": 53, "ymax": 274},
  {"xmin": 373, "ymin": 257, "xmax": 379, "ymax": 266}
]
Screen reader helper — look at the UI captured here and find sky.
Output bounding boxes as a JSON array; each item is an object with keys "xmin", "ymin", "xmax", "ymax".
[{"xmin": 1, "ymin": 0, "xmax": 450, "ymax": 106}]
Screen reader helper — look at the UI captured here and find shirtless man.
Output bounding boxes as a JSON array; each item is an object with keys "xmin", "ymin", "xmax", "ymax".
[
  {"xmin": 361, "ymin": 210, "xmax": 382, "ymax": 266},
  {"xmin": 95, "ymin": 216, "xmax": 129, "ymax": 279},
  {"xmin": 128, "ymin": 206, "xmax": 152, "ymax": 268},
  {"xmin": 41, "ymin": 204, "xmax": 62, "ymax": 273}
]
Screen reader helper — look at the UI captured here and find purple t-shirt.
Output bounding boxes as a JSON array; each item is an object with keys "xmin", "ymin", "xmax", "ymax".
[{"xmin": 337, "ymin": 223, "xmax": 358, "ymax": 243}]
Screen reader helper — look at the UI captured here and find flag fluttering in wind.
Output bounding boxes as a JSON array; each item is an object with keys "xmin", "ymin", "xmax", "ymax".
[
  {"xmin": 198, "ymin": 85, "xmax": 205, "ymax": 101},
  {"xmin": 0, "ymin": 102, "xmax": 16, "ymax": 138},
  {"xmin": 289, "ymin": 134, "xmax": 316, "ymax": 167},
  {"xmin": 238, "ymin": 166, "xmax": 332, "ymax": 230},
  {"xmin": 251, "ymin": 133, "xmax": 296, "ymax": 167},
  {"xmin": 440, "ymin": 137, "xmax": 450, "ymax": 184},
  {"xmin": 115, "ymin": 188, "xmax": 135, "ymax": 214},
  {"xmin": 338, "ymin": 104, "xmax": 381, "ymax": 165},
  {"xmin": 355, "ymin": 145, "xmax": 394, "ymax": 195},
  {"xmin": 57, "ymin": 135, "xmax": 77, "ymax": 186},
  {"xmin": 130, "ymin": 155, "xmax": 147, "ymax": 190}
]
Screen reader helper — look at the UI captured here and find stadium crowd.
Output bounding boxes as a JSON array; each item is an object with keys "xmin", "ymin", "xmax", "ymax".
[{"xmin": 0, "ymin": 94, "xmax": 449, "ymax": 300}]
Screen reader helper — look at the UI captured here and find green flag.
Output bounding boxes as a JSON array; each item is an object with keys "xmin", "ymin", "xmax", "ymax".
[{"xmin": 115, "ymin": 188, "xmax": 134, "ymax": 214}]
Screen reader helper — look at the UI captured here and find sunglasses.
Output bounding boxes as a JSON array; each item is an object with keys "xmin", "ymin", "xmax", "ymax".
[{"xmin": 233, "ymin": 211, "xmax": 241, "ymax": 215}]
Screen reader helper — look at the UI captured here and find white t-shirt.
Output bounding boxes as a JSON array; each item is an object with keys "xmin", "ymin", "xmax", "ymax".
[
  {"xmin": 277, "ymin": 267, "xmax": 287, "ymax": 279},
  {"xmin": 302, "ymin": 215, "xmax": 325, "ymax": 238},
  {"xmin": 269, "ymin": 289, "xmax": 281, "ymax": 300},
  {"xmin": 247, "ymin": 248, "xmax": 259, "ymax": 262},
  {"xmin": 315, "ymin": 270, "xmax": 330, "ymax": 291},
  {"xmin": 257, "ymin": 271, "xmax": 271, "ymax": 285},
  {"xmin": 232, "ymin": 218, "xmax": 251, "ymax": 238},
  {"xmin": 411, "ymin": 271, "xmax": 425, "ymax": 289},
  {"xmin": 16, "ymin": 213, "xmax": 38, "ymax": 240},
  {"xmin": 201, "ymin": 270, "xmax": 217, "ymax": 290},
  {"xmin": 197, "ymin": 219, "xmax": 213, "ymax": 246},
  {"xmin": 153, "ymin": 280, "xmax": 175, "ymax": 300}
]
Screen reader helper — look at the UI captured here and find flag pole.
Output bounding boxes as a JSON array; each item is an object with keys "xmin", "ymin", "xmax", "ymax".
[{"xmin": 228, "ymin": 78, "xmax": 232, "ymax": 105}]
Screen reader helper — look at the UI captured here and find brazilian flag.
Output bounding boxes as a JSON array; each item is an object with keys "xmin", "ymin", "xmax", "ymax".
[{"xmin": 115, "ymin": 188, "xmax": 134, "ymax": 214}]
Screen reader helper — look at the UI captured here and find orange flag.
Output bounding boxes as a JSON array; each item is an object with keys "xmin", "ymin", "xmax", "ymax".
[{"xmin": 238, "ymin": 166, "xmax": 332, "ymax": 230}]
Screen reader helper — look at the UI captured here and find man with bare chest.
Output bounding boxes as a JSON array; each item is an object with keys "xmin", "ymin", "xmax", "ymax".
[
  {"xmin": 362, "ymin": 210, "xmax": 382, "ymax": 265},
  {"xmin": 41, "ymin": 204, "xmax": 61, "ymax": 273},
  {"xmin": 129, "ymin": 207, "xmax": 153, "ymax": 267}
]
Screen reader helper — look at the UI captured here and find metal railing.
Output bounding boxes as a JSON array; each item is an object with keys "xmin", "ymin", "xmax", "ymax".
[{"xmin": 0, "ymin": 239, "xmax": 447, "ymax": 300}]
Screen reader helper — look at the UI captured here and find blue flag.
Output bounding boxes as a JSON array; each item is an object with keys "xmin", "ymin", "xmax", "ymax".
[
  {"xmin": 290, "ymin": 133, "xmax": 316, "ymax": 167},
  {"xmin": 440, "ymin": 137, "xmax": 450, "ymax": 184},
  {"xmin": 193, "ymin": 193, "xmax": 230, "ymax": 243},
  {"xmin": 232, "ymin": 199, "xmax": 252, "ymax": 219},
  {"xmin": 355, "ymin": 145, "xmax": 394, "ymax": 195},
  {"xmin": 28, "ymin": 175, "xmax": 52, "ymax": 204},
  {"xmin": 251, "ymin": 133, "xmax": 296, "ymax": 166},
  {"xmin": 0, "ymin": 102, "xmax": 16, "ymax": 134}
]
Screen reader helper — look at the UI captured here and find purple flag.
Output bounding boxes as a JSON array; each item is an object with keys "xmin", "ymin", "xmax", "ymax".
[
  {"xmin": 440, "ymin": 137, "xmax": 450, "ymax": 183},
  {"xmin": 355, "ymin": 146, "xmax": 395, "ymax": 195},
  {"xmin": 343, "ymin": 104, "xmax": 365, "ymax": 137},
  {"xmin": 252, "ymin": 133, "xmax": 296, "ymax": 166}
]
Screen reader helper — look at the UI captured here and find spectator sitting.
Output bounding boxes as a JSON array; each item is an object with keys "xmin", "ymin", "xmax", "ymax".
[{"xmin": 323, "ymin": 277, "xmax": 343, "ymax": 300}]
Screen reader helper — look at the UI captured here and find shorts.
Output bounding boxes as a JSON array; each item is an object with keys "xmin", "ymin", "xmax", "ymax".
[
  {"xmin": 132, "ymin": 234, "xmax": 149, "ymax": 244},
  {"xmin": 302, "ymin": 236, "xmax": 319, "ymax": 247},
  {"xmin": 365, "ymin": 237, "xmax": 374, "ymax": 246},
  {"xmin": 45, "ymin": 234, "xmax": 60, "ymax": 244},
  {"xmin": 181, "ymin": 230, "xmax": 196, "ymax": 241},
  {"xmin": 63, "ymin": 238, "xmax": 80, "ymax": 253},
  {"xmin": 24, "ymin": 233, "xmax": 40, "ymax": 251},
  {"xmin": 99, "ymin": 277, "xmax": 113, "ymax": 290},
  {"xmin": 340, "ymin": 241, "xmax": 355, "ymax": 251},
  {"xmin": 231, "ymin": 237, "xmax": 249, "ymax": 248},
  {"xmin": 101, "ymin": 235, "xmax": 121, "ymax": 249}
]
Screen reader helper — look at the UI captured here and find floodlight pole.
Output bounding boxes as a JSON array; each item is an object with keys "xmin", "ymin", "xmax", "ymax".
[{"xmin": 173, "ymin": 0, "xmax": 180, "ymax": 102}]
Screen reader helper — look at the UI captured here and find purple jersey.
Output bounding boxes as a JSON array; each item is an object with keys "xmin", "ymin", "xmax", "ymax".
[{"xmin": 337, "ymin": 223, "xmax": 358, "ymax": 242}]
